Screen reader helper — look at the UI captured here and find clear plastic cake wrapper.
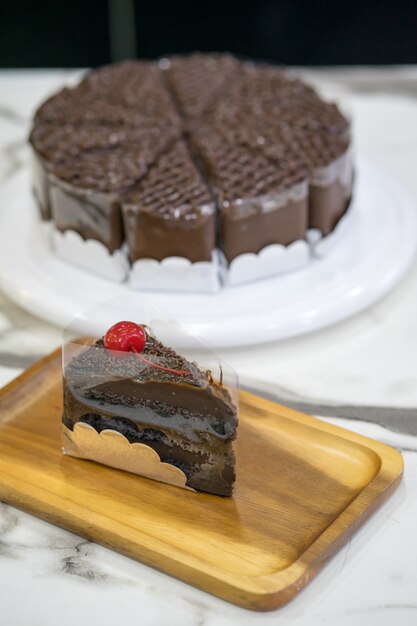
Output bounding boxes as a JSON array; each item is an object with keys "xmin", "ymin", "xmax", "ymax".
[
  {"xmin": 61, "ymin": 296, "xmax": 239, "ymax": 496},
  {"xmin": 310, "ymin": 147, "xmax": 353, "ymax": 188}
]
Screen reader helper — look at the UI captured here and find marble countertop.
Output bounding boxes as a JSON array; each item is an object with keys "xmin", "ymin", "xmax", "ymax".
[{"xmin": 1, "ymin": 67, "xmax": 417, "ymax": 625}]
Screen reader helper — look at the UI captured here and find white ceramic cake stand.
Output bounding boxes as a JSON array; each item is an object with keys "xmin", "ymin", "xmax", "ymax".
[{"xmin": 0, "ymin": 157, "xmax": 416, "ymax": 348}]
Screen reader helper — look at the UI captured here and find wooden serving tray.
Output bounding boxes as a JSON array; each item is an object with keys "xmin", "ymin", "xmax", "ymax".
[{"xmin": 0, "ymin": 350, "xmax": 403, "ymax": 611}]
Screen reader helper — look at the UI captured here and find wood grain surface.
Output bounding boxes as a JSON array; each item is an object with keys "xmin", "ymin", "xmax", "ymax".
[{"xmin": 0, "ymin": 349, "xmax": 403, "ymax": 610}]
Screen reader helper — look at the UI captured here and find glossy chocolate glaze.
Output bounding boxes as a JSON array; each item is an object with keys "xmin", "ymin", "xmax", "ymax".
[
  {"xmin": 122, "ymin": 141, "xmax": 216, "ymax": 262},
  {"xmin": 31, "ymin": 53, "xmax": 352, "ymax": 261},
  {"xmin": 205, "ymin": 92, "xmax": 351, "ymax": 239},
  {"xmin": 63, "ymin": 336, "xmax": 238, "ymax": 496},
  {"xmin": 123, "ymin": 208, "xmax": 216, "ymax": 263},
  {"xmin": 221, "ymin": 196, "xmax": 308, "ymax": 262},
  {"xmin": 309, "ymin": 180, "xmax": 352, "ymax": 234},
  {"xmin": 192, "ymin": 128, "xmax": 308, "ymax": 260}
]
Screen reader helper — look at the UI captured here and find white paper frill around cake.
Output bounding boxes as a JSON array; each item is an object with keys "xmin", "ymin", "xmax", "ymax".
[
  {"xmin": 225, "ymin": 240, "xmax": 310, "ymax": 286},
  {"xmin": 51, "ymin": 228, "xmax": 130, "ymax": 283},
  {"xmin": 49, "ymin": 206, "xmax": 354, "ymax": 290},
  {"xmin": 129, "ymin": 252, "xmax": 223, "ymax": 293}
]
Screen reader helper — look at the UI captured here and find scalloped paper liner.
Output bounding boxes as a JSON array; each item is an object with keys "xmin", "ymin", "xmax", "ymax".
[
  {"xmin": 225, "ymin": 240, "xmax": 310, "ymax": 286},
  {"xmin": 48, "ymin": 202, "xmax": 353, "ymax": 290},
  {"xmin": 51, "ymin": 228, "xmax": 130, "ymax": 282},
  {"xmin": 62, "ymin": 422, "xmax": 195, "ymax": 491},
  {"xmin": 130, "ymin": 251, "xmax": 223, "ymax": 293}
]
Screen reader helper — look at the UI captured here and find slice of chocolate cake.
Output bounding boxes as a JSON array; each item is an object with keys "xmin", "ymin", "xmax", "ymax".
[
  {"xmin": 46, "ymin": 128, "xmax": 178, "ymax": 252},
  {"xmin": 192, "ymin": 128, "xmax": 308, "ymax": 262},
  {"xmin": 291, "ymin": 126, "xmax": 352, "ymax": 235},
  {"xmin": 62, "ymin": 322, "xmax": 238, "ymax": 496},
  {"xmin": 205, "ymin": 64, "xmax": 352, "ymax": 237},
  {"xmin": 47, "ymin": 146, "xmax": 149, "ymax": 252},
  {"xmin": 121, "ymin": 140, "xmax": 216, "ymax": 263}
]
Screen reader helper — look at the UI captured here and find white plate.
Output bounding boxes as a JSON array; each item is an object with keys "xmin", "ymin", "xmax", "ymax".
[{"xmin": 0, "ymin": 158, "xmax": 416, "ymax": 348}]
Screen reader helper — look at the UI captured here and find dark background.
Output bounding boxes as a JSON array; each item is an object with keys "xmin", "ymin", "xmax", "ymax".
[{"xmin": 1, "ymin": 0, "xmax": 417, "ymax": 68}]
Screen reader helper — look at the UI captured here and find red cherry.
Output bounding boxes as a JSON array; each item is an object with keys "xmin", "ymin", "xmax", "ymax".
[
  {"xmin": 104, "ymin": 321, "xmax": 146, "ymax": 353},
  {"xmin": 103, "ymin": 320, "xmax": 189, "ymax": 376}
]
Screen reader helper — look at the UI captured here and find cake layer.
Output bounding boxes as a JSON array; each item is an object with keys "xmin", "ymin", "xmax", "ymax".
[
  {"xmin": 62, "ymin": 394, "xmax": 235, "ymax": 496},
  {"xmin": 122, "ymin": 141, "xmax": 216, "ymax": 263},
  {"xmin": 64, "ymin": 338, "xmax": 237, "ymax": 435}
]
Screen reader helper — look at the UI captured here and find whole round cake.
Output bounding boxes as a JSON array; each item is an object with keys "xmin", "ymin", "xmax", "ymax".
[{"xmin": 29, "ymin": 54, "xmax": 353, "ymax": 291}]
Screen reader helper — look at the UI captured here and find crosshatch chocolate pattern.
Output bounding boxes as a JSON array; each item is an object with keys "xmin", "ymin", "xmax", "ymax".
[{"xmin": 30, "ymin": 54, "xmax": 353, "ymax": 265}]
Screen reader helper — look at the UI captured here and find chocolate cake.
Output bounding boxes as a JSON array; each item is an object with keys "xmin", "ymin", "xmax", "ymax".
[
  {"xmin": 122, "ymin": 140, "xmax": 216, "ymax": 263},
  {"xmin": 30, "ymin": 53, "xmax": 353, "ymax": 286},
  {"xmin": 62, "ymin": 323, "xmax": 238, "ymax": 496},
  {"xmin": 192, "ymin": 127, "xmax": 308, "ymax": 261}
]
